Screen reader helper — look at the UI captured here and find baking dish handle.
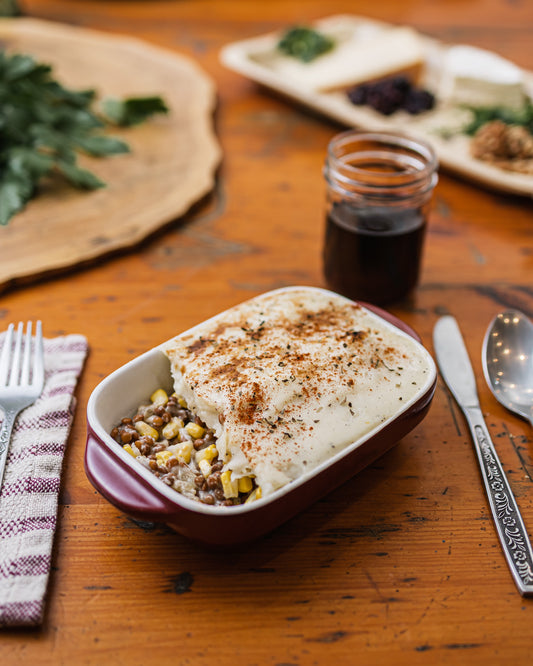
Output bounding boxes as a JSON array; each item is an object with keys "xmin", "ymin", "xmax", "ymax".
[{"xmin": 85, "ymin": 430, "xmax": 177, "ymax": 521}]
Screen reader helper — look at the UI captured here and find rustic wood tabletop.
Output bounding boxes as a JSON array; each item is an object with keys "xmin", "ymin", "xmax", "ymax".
[{"xmin": 2, "ymin": 0, "xmax": 533, "ymax": 663}]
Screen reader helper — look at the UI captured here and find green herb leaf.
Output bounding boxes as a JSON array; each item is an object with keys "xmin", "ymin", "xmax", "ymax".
[
  {"xmin": 74, "ymin": 134, "xmax": 130, "ymax": 156},
  {"xmin": 463, "ymin": 100, "xmax": 533, "ymax": 135},
  {"xmin": 0, "ymin": 0, "xmax": 22, "ymax": 17},
  {"xmin": 277, "ymin": 26, "xmax": 335, "ymax": 63},
  {"xmin": 56, "ymin": 160, "xmax": 106, "ymax": 190},
  {"xmin": 101, "ymin": 95, "xmax": 169, "ymax": 127},
  {"xmin": 3, "ymin": 53, "xmax": 45, "ymax": 81},
  {"xmin": 7, "ymin": 146, "xmax": 55, "ymax": 179},
  {"xmin": 0, "ymin": 176, "xmax": 31, "ymax": 225},
  {"xmin": 0, "ymin": 182, "xmax": 24, "ymax": 225}
]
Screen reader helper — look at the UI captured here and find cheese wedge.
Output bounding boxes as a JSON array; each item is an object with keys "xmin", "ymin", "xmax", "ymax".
[{"xmin": 439, "ymin": 45, "xmax": 525, "ymax": 110}]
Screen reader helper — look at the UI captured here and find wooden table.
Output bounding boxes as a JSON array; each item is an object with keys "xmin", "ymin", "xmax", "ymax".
[{"xmin": 2, "ymin": 1, "xmax": 533, "ymax": 663}]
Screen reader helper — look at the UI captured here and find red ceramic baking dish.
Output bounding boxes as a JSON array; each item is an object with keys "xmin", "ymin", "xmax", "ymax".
[{"xmin": 85, "ymin": 287, "xmax": 437, "ymax": 546}]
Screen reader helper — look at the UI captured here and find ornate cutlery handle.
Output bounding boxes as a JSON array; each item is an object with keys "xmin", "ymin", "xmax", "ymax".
[{"xmin": 465, "ymin": 406, "xmax": 533, "ymax": 596}]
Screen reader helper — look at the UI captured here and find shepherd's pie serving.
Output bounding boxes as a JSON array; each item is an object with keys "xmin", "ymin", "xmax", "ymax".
[{"xmin": 111, "ymin": 288, "xmax": 432, "ymax": 506}]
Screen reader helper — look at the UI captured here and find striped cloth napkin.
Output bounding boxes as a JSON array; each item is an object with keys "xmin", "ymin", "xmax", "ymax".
[{"xmin": 0, "ymin": 332, "xmax": 88, "ymax": 628}]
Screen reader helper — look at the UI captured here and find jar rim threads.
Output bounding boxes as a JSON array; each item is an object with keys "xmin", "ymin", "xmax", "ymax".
[{"xmin": 324, "ymin": 130, "xmax": 438, "ymax": 204}]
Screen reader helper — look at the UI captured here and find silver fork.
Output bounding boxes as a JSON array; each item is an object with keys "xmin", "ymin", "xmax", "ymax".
[{"xmin": 0, "ymin": 321, "xmax": 45, "ymax": 490}]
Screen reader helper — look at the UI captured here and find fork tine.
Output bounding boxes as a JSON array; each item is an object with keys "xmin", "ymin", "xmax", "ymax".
[
  {"xmin": 21, "ymin": 321, "xmax": 33, "ymax": 385},
  {"xmin": 8, "ymin": 322, "xmax": 24, "ymax": 387},
  {"xmin": 0, "ymin": 323, "xmax": 14, "ymax": 385},
  {"xmin": 33, "ymin": 320, "xmax": 44, "ymax": 388}
]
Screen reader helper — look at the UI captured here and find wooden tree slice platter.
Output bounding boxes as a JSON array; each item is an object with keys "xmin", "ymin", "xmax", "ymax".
[{"xmin": 0, "ymin": 18, "xmax": 221, "ymax": 291}]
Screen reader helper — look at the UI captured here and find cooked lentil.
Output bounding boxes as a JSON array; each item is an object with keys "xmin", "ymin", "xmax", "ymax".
[{"xmin": 110, "ymin": 390, "xmax": 260, "ymax": 506}]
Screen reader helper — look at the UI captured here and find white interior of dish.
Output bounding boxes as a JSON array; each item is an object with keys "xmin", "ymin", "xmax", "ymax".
[{"xmin": 86, "ymin": 287, "xmax": 437, "ymax": 516}]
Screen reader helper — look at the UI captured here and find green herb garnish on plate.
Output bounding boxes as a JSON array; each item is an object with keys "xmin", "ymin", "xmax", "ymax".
[
  {"xmin": 277, "ymin": 26, "xmax": 335, "ymax": 63},
  {"xmin": 0, "ymin": 51, "xmax": 169, "ymax": 226},
  {"xmin": 463, "ymin": 100, "xmax": 533, "ymax": 135}
]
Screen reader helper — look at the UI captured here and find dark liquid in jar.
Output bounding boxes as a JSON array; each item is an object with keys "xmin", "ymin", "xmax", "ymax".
[{"xmin": 323, "ymin": 201, "xmax": 427, "ymax": 305}]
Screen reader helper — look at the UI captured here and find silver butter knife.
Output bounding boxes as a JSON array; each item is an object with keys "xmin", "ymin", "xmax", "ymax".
[{"xmin": 433, "ymin": 315, "xmax": 533, "ymax": 596}]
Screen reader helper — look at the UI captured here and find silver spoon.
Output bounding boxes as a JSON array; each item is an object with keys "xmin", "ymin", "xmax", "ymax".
[{"xmin": 483, "ymin": 309, "xmax": 533, "ymax": 426}]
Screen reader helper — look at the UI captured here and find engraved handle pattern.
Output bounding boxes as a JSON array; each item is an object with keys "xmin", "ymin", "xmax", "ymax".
[
  {"xmin": 467, "ymin": 409, "xmax": 533, "ymax": 595},
  {"xmin": 0, "ymin": 409, "xmax": 18, "ymax": 490}
]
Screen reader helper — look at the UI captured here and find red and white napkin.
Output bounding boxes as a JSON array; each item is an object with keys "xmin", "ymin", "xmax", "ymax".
[{"xmin": 0, "ymin": 331, "xmax": 88, "ymax": 627}]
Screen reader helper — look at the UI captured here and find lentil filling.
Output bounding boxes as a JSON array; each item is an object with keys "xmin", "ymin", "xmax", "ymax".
[{"xmin": 110, "ymin": 389, "xmax": 260, "ymax": 506}]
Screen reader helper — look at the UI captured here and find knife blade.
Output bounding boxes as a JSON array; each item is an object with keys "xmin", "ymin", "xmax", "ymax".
[{"xmin": 433, "ymin": 315, "xmax": 533, "ymax": 597}]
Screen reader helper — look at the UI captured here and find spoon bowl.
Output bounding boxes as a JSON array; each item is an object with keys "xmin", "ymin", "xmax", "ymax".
[{"xmin": 483, "ymin": 310, "xmax": 533, "ymax": 426}]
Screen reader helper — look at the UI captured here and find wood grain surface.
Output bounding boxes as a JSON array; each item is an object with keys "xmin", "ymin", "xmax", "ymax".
[{"xmin": 2, "ymin": 1, "xmax": 533, "ymax": 664}]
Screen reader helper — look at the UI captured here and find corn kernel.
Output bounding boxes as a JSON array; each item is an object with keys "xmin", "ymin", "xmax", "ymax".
[
  {"xmin": 237, "ymin": 476, "xmax": 253, "ymax": 493},
  {"xmin": 155, "ymin": 450, "xmax": 174, "ymax": 467},
  {"xmin": 123, "ymin": 444, "xmax": 136, "ymax": 457},
  {"xmin": 150, "ymin": 388, "xmax": 168, "ymax": 406},
  {"xmin": 198, "ymin": 458, "xmax": 211, "ymax": 477},
  {"xmin": 178, "ymin": 396, "xmax": 188, "ymax": 407},
  {"xmin": 221, "ymin": 470, "xmax": 239, "ymax": 498},
  {"xmin": 135, "ymin": 421, "xmax": 159, "ymax": 440},
  {"xmin": 178, "ymin": 441, "xmax": 193, "ymax": 463},
  {"xmin": 195, "ymin": 444, "xmax": 218, "ymax": 463},
  {"xmin": 185, "ymin": 422, "xmax": 205, "ymax": 439},
  {"xmin": 162, "ymin": 417, "xmax": 183, "ymax": 440},
  {"xmin": 169, "ymin": 440, "xmax": 193, "ymax": 463},
  {"xmin": 244, "ymin": 486, "xmax": 262, "ymax": 503}
]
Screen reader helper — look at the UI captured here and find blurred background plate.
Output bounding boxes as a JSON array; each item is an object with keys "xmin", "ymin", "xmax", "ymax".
[{"xmin": 221, "ymin": 14, "xmax": 533, "ymax": 197}]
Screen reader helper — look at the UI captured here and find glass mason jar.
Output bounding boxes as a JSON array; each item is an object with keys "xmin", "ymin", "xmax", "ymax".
[{"xmin": 323, "ymin": 130, "xmax": 438, "ymax": 306}]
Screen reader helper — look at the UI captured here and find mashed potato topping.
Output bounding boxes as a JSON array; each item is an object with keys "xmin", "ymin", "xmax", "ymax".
[{"xmin": 163, "ymin": 287, "xmax": 432, "ymax": 498}]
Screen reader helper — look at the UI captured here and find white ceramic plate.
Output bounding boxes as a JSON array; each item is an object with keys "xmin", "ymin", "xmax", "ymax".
[{"xmin": 220, "ymin": 14, "xmax": 533, "ymax": 197}]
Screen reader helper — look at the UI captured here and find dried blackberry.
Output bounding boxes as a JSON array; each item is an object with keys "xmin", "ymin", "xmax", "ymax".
[
  {"xmin": 346, "ymin": 75, "xmax": 435, "ymax": 116},
  {"xmin": 346, "ymin": 83, "xmax": 369, "ymax": 105},
  {"xmin": 404, "ymin": 89, "xmax": 435, "ymax": 114}
]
